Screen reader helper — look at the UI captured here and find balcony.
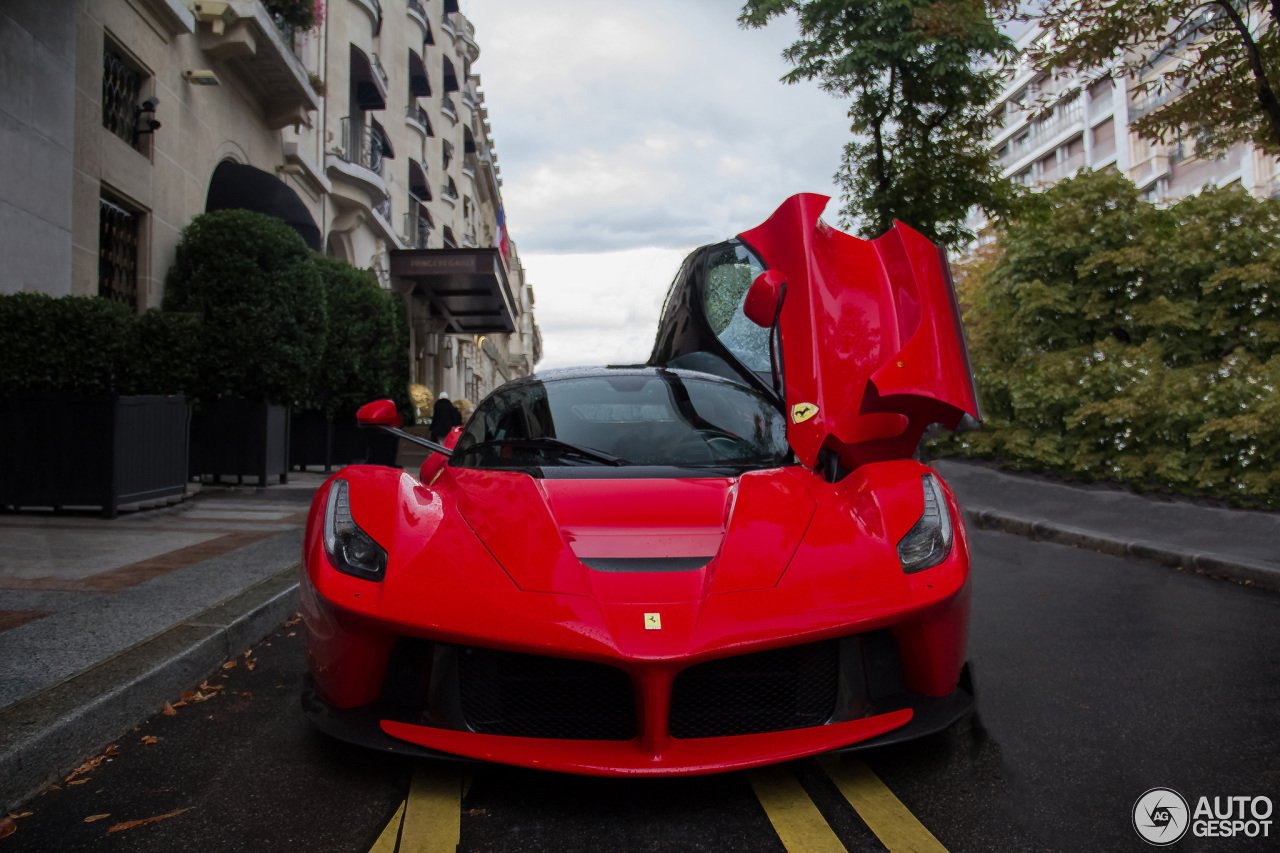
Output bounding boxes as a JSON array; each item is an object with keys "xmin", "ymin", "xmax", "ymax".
[
  {"xmin": 326, "ymin": 116, "xmax": 389, "ymax": 208},
  {"xmin": 442, "ymin": 96, "xmax": 458, "ymax": 123},
  {"xmin": 406, "ymin": 0, "xmax": 427, "ymax": 30},
  {"xmin": 192, "ymin": 0, "xmax": 319, "ymax": 128},
  {"xmin": 405, "ymin": 104, "xmax": 432, "ymax": 137}
]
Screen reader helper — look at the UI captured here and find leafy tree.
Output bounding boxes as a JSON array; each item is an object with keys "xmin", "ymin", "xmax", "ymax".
[
  {"xmin": 1030, "ymin": 0, "xmax": 1280, "ymax": 155},
  {"xmin": 164, "ymin": 209, "xmax": 327, "ymax": 405},
  {"xmin": 739, "ymin": 0, "xmax": 1018, "ymax": 246}
]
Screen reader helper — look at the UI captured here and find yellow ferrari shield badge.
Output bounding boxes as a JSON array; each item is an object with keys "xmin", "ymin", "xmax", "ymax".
[
  {"xmin": 644, "ymin": 612, "xmax": 662, "ymax": 630},
  {"xmin": 791, "ymin": 402, "xmax": 819, "ymax": 424}
]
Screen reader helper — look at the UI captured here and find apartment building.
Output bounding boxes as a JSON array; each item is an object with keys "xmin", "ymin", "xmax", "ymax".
[
  {"xmin": 969, "ymin": 18, "xmax": 1280, "ymax": 240},
  {"xmin": 0, "ymin": 0, "xmax": 540, "ymax": 402}
]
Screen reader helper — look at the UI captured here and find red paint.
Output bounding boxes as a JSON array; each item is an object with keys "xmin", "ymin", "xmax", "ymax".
[{"xmin": 738, "ymin": 194, "xmax": 981, "ymax": 470}]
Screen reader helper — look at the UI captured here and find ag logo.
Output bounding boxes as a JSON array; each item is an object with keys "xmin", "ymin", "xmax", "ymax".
[
  {"xmin": 1133, "ymin": 788, "xmax": 1189, "ymax": 845},
  {"xmin": 790, "ymin": 402, "xmax": 819, "ymax": 424}
]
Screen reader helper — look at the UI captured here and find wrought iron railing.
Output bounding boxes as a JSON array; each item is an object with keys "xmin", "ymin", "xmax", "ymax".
[
  {"xmin": 442, "ymin": 96, "xmax": 457, "ymax": 120},
  {"xmin": 373, "ymin": 197, "xmax": 392, "ymax": 222},
  {"xmin": 407, "ymin": 0, "xmax": 426, "ymax": 18},
  {"xmin": 406, "ymin": 103, "xmax": 432, "ymax": 134},
  {"xmin": 338, "ymin": 116, "xmax": 384, "ymax": 175},
  {"xmin": 103, "ymin": 45, "xmax": 142, "ymax": 147}
]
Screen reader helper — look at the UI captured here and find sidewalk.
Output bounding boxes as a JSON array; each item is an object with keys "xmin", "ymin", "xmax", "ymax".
[
  {"xmin": 933, "ymin": 459, "xmax": 1280, "ymax": 592},
  {"xmin": 0, "ymin": 472, "xmax": 328, "ymax": 810},
  {"xmin": 2, "ymin": 459, "xmax": 1277, "ymax": 810}
]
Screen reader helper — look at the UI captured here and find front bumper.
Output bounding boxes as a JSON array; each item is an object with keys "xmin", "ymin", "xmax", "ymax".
[{"xmin": 300, "ymin": 626, "xmax": 975, "ymax": 777}]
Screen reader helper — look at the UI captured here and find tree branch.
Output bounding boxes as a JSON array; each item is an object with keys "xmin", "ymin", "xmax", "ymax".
[{"xmin": 1211, "ymin": 0, "xmax": 1280, "ymax": 147}]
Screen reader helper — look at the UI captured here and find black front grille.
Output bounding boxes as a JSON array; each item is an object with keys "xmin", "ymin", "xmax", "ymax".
[
  {"xmin": 669, "ymin": 641, "xmax": 839, "ymax": 738},
  {"xmin": 458, "ymin": 647, "xmax": 636, "ymax": 740}
]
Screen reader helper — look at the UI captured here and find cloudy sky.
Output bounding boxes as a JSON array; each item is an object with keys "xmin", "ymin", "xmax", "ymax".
[{"xmin": 463, "ymin": 1, "xmax": 854, "ymax": 369}]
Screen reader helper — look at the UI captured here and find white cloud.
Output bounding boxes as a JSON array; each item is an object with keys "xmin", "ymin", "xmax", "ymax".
[{"xmin": 463, "ymin": 0, "xmax": 852, "ymax": 370}]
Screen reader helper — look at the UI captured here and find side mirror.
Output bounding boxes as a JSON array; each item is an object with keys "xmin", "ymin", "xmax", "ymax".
[
  {"xmin": 356, "ymin": 399, "xmax": 402, "ymax": 428},
  {"xmin": 744, "ymin": 269, "xmax": 786, "ymax": 327}
]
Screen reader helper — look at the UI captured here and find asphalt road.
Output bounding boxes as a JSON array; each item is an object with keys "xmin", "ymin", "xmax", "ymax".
[{"xmin": 5, "ymin": 529, "xmax": 1279, "ymax": 852}]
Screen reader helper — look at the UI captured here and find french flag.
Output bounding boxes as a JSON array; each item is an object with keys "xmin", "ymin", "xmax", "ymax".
[{"xmin": 496, "ymin": 205, "xmax": 510, "ymax": 270}]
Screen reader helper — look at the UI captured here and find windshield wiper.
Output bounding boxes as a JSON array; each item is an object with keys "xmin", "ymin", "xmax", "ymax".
[{"xmin": 463, "ymin": 437, "xmax": 628, "ymax": 466}]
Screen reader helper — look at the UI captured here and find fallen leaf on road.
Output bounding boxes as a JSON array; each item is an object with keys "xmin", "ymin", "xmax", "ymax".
[
  {"xmin": 287, "ymin": 631, "xmax": 297, "ymax": 637},
  {"xmin": 466, "ymin": 808, "xmax": 489, "ymax": 817},
  {"xmin": 180, "ymin": 690, "xmax": 197, "ymax": 702},
  {"xmin": 162, "ymin": 702, "xmax": 177, "ymax": 717},
  {"xmin": 245, "ymin": 659, "xmax": 257, "ymax": 672},
  {"xmin": 67, "ymin": 779, "xmax": 89, "ymax": 786},
  {"xmin": 221, "ymin": 660, "xmax": 237, "ymax": 670},
  {"xmin": 199, "ymin": 681, "xmax": 225, "ymax": 693},
  {"xmin": 284, "ymin": 614, "xmax": 301, "ymax": 627},
  {"xmin": 104, "ymin": 745, "xmax": 119, "ymax": 758},
  {"xmin": 0, "ymin": 817, "xmax": 15, "ymax": 839},
  {"xmin": 83, "ymin": 814, "xmax": 111, "ymax": 823},
  {"xmin": 7, "ymin": 812, "xmax": 33, "ymax": 820},
  {"xmin": 141, "ymin": 736, "xmax": 159, "ymax": 745},
  {"xmin": 106, "ymin": 807, "xmax": 192, "ymax": 834}
]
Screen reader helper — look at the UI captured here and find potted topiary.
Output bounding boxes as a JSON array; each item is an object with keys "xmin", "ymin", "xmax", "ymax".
[
  {"xmin": 165, "ymin": 209, "xmax": 327, "ymax": 485},
  {"xmin": 293, "ymin": 258, "xmax": 407, "ymax": 470},
  {"xmin": 0, "ymin": 294, "xmax": 196, "ymax": 518}
]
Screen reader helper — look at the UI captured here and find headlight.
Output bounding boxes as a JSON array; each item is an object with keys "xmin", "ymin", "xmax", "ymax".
[
  {"xmin": 897, "ymin": 474, "xmax": 953, "ymax": 573},
  {"xmin": 323, "ymin": 479, "xmax": 388, "ymax": 581}
]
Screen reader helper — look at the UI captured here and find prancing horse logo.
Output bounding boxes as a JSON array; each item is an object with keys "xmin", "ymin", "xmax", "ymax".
[
  {"xmin": 644, "ymin": 612, "xmax": 662, "ymax": 630},
  {"xmin": 791, "ymin": 402, "xmax": 819, "ymax": 424}
]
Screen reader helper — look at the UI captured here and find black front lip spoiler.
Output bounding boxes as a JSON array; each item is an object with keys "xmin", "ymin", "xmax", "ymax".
[
  {"xmin": 301, "ymin": 680, "xmax": 470, "ymax": 763},
  {"xmin": 836, "ymin": 662, "xmax": 976, "ymax": 752}
]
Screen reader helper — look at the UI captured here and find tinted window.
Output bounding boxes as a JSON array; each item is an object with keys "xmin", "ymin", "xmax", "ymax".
[{"xmin": 453, "ymin": 372, "xmax": 789, "ymax": 471}]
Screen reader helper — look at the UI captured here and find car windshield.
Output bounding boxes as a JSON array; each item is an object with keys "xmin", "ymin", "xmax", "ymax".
[{"xmin": 451, "ymin": 371, "xmax": 790, "ymax": 471}]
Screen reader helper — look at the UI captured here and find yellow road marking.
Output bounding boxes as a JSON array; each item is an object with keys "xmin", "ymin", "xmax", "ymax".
[
  {"xmin": 368, "ymin": 800, "xmax": 405, "ymax": 853},
  {"xmin": 748, "ymin": 766, "xmax": 848, "ymax": 853},
  {"xmin": 367, "ymin": 765, "xmax": 462, "ymax": 853},
  {"xmin": 399, "ymin": 764, "xmax": 463, "ymax": 853},
  {"xmin": 821, "ymin": 757, "xmax": 948, "ymax": 853}
]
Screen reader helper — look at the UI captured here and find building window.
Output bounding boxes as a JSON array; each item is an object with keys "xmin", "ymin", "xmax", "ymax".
[
  {"xmin": 99, "ymin": 194, "xmax": 141, "ymax": 306},
  {"xmin": 102, "ymin": 39, "xmax": 145, "ymax": 150}
]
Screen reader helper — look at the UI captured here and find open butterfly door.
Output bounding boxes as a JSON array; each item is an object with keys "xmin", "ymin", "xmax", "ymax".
[{"xmin": 737, "ymin": 193, "xmax": 981, "ymax": 472}]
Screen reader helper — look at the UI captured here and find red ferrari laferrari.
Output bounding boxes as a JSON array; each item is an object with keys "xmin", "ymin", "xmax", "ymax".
[{"xmin": 300, "ymin": 194, "xmax": 982, "ymax": 776}]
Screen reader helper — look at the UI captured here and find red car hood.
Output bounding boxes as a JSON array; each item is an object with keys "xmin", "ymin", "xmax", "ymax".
[
  {"xmin": 450, "ymin": 468, "xmax": 817, "ymax": 598},
  {"xmin": 738, "ymin": 194, "xmax": 981, "ymax": 470}
]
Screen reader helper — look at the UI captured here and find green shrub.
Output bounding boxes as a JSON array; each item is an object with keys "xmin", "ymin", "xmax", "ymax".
[
  {"xmin": 164, "ymin": 209, "xmax": 326, "ymax": 405},
  {"xmin": 0, "ymin": 295, "xmax": 195, "ymax": 396},
  {"xmin": 310, "ymin": 258, "xmax": 406, "ymax": 417},
  {"xmin": 930, "ymin": 170, "xmax": 1280, "ymax": 507}
]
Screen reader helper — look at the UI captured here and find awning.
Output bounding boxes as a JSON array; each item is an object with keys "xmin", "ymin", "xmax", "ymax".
[
  {"xmin": 205, "ymin": 160, "xmax": 322, "ymax": 250},
  {"xmin": 350, "ymin": 45, "xmax": 387, "ymax": 111},
  {"xmin": 391, "ymin": 248, "xmax": 515, "ymax": 334},
  {"xmin": 408, "ymin": 49, "xmax": 431, "ymax": 97}
]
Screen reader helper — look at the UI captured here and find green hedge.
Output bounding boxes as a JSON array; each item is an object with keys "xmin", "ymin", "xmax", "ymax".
[
  {"xmin": 310, "ymin": 258, "xmax": 407, "ymax": 417},
  {"xmin": 164, "ymin": 209, "xmax": 327, "ymax": 405},
  {"xmin": 0, "ymin": 293, "xmax": 195, "ymax": 396},
  {"xmin": 929, "ymin": 170, "xmax": 1280, "ymax": 507}
]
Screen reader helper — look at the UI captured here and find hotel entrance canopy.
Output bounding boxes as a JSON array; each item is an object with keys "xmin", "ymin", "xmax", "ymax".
[{"xmin": 390, "ymin": 248, "xmax": 516, "ymax": 334}]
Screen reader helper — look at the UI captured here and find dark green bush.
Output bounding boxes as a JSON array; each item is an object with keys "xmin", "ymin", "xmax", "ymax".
[
  {"xmin": 930, "ymin": 170, "xmax": 1280, "ymax": 507},
  {"xmin": 164, "ymin": 209, "xmax": 326, "ymax": 405},
  {"xmin": 310, "ymin": 258, "xmax": 406, "ymax": 417},
  {"xmin": 0, "ymin": 295, "xmax": 195, "ymax": 396},
  {"xmin": 0, "ymin": 293, "xmax": 132, "ymax": 395}
]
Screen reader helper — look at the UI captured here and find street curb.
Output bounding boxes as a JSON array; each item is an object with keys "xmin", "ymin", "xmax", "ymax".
[
  {"xmin": 964, "ymin": 507, "xmax": 1280, "ymax": 593},
  {"xmin": 0, "ymin": 567, "xmax": 300, "ymax": 812}
]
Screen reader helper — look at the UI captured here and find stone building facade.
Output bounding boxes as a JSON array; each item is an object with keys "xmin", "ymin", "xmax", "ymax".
[{"xmin": 0, "ymin": 0, "xmax": 540, "ymax": 403}]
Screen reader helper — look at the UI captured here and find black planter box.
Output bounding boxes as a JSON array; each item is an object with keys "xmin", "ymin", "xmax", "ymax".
[
  {"xmin": 0, "ymin": 394, "xmax": 190, "ymax": 518},
  {"xmin": 190, "ymin": 398, "xmax": 289, "ymax": 486},
  {"xmin": 291, "ymin": 410, "xmax": 399, "ymax": 471}
]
